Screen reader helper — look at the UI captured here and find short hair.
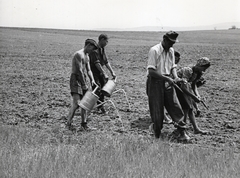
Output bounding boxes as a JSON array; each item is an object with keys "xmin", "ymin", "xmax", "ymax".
[
  {"xmin": 98, "ymin": 34, "xmax": 108, "ymax": 41},
  {"xmin": 85, "ymin": 39, "xmax": 98, "ymax": 48}
]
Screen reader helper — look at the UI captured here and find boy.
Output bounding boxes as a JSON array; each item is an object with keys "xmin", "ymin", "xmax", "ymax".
[
  {"xmin": 176, "ymin": 57, "xmax": 210, "ymax": 134},
  {"xmin": 66, "ymin": 39, "xmax": 98, "ymax": 130}
]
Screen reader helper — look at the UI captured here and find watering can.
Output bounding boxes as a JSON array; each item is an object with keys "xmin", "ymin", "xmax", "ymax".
[
  {"xmin": 101, "ymin": 77, "xmax": 117, "ymax": 97},
  {"xmin": 79, "ymin": 87, "xmax": 99, "ymax": 111}
]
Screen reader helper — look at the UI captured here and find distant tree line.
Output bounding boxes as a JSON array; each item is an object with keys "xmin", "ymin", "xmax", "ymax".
[{"xmin": 229, "ymin": 25, "xmax": 238, "ymax": 30}]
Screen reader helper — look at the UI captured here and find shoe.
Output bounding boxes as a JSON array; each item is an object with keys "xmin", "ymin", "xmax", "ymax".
[
  {"xmin": 174, "ymin": 120, "xmax": 187, "ymax": 129},
  {"xmin": 81, "ymin": 122, "xmax": 97, "ymax": 131},
  {"xmin": 149, "ymin": 123, "xmax": 161, "ymax": 138},
  {"xmin": 194, "ymin": 129, "xmax": 208, "ymax": 135},
  {"xmin": 178, "ymin": 129, "xmax": 191, "ymax": 141},
  {"xmin": 163, "ymin": 115, "xmax": 173, "ymax": 124},
  {"xmin": 149, "ymin": 123, "xmax": 154, "ymax": 134},
  {"xmin": 66, "ymin": 121, "xmax": 74, "ymax": 130}
]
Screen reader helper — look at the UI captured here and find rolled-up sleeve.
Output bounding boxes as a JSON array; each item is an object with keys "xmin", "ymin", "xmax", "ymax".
[
  {"xmin": 147, "ymin": 47, "xmax": 157, "ymax": 70},
  {"xmin": 172, "ymin": 63, "xmax": 177, "ymax": 69}
]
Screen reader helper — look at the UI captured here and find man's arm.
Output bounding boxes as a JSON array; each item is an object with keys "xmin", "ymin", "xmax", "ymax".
[
  {"xmin": 192, "ymin": 81, "xmax": 200, "ymax": 97},
  {"xmin": 86, "ymin": 62, "xmax": 97, "ymax": 86},
  {"xmin": 95, "ymin": 63, "xmax": 108, "ymax": 78},
  {"xmin": 147, "ymin": 47, "xmax": 174, "ymax": 84},
  {"xmin": 148, "ymin": 68, "xmax": 174, "ymax": 84},
  {"xmin": 171, "ymin": 67, "xmax": 183, "ymax": 83},
  {"xmin": 106, "ymin": 62, "xmax": 116, "ymax": 79},
  {"xmin": 90, "ymin": 51, "xmax": 108, "ymax": 79}
]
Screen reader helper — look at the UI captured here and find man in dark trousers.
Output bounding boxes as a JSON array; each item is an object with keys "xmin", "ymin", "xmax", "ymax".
[
  {"xmin": 146, "ymin": 31, "xmax": 190, "ymax": 141},
  {"xmin": 89, "ymin": 34, "xmax": 116, "ymax": 114}
]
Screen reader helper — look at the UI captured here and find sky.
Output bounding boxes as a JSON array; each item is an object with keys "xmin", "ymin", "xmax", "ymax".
[{"xmin": 0, "ymin": 0, "xmax": 240, "ymax": 30}]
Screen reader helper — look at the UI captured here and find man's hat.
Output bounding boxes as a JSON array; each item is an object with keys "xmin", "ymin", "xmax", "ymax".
[
  {"xmin": 85, "ymin": 39, "xmax": 98, "ymax": 48},
  {"xmin": 164, "ymin": 31, "xmax": 179, "ymax": 43}
]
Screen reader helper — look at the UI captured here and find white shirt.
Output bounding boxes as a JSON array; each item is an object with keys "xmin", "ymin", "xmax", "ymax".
[{"xmin": 147, "ymin": 42, "xmax": 177, "ymax": 75}]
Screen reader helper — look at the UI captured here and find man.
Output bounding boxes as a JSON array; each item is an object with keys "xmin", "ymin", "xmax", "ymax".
[
  {"xmin": 146, "ymin": 31, "xmax": 190, "ymax": 141},
  {"xmin": 89, "ymin": 34, "xmax": 116, "ymax": 114},
  {"xmin": 66, "ymin": 39, "xmax": 98, "ymax": 130}
]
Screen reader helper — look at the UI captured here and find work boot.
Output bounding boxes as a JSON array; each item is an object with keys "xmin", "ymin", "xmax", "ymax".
[
  {"xmin": 175, "ymin": 121, "xmax": 190, "ymax": 141},
  {"xmin": 194, "ymin": 129, "xmax": 208, "ymax": 135},
  {"xmin": 80, "ymin": 122, "xmax": 97, "ymax": 131},
  {"xmin": 149, "ymin": 123, "xmax": 154, "ymax": 135},
  {"xmin": 149, "ymin": 123, "xmax": 160, "ymax": 138},
  {"xmin": 66, "ymin": 120, "xmax": 73, "ymax": 129},
  {"xmin": 163, "ymin": 114, "xmax": 173, "ymax": 124},
  {"xmin": 178, "ymin": 128, "xmax": 191, "ymax": 141},
  {"xmin": 174, "ymin": 120, "xmax": 187, "ymax": 129}
]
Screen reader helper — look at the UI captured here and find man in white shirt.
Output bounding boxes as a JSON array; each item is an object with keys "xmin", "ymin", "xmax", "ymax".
[{"xmin": 146, "ymin": 31, "xmax": 190, "ymax": 141}]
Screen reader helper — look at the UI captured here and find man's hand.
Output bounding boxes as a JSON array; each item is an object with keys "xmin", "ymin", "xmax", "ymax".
[
  {"xmin": 101, "ymin": 73, "xmax": 108, "ymax": 84},
  {"xmin": 104, "ymin": 73, "xmax": 109, "ymax": 80},
  {"xmin": 166, "ymin": 77, "xmax": 174, "ymax": 85},
  {"xmin": 193, "ymin": 95, "xmax": 201, "ymax": 103},
  {"xmin": 83, "ymin": 89, "xmax": 88, "ymax": 95},
  {"xmin": 174, "ymin": 77, "xmax": 184, "ymax": 84},
  {"xmin": 112, "ymin": 72, "xmax": 116, "ymax": 79},
  {"xmin": 100, "ymin": 72, "xmax": 108, "ymax": 80},
  {"xmin": 91, "ymin": 81, "xmax": 98, "ymax": 88}
]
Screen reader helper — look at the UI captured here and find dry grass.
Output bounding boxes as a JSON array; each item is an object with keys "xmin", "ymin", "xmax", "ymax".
[{"xmin": 0, "ymin": 125, "xmax": 239, "ymax": 178}]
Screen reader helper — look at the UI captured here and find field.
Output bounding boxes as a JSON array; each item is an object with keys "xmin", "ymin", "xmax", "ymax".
[{"xmin": 0, "ymin": 27, "xmax": 240, "ymax": 177}]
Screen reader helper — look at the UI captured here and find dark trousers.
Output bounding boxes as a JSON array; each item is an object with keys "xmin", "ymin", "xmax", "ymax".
[
  {"xmin": 92, "ymin": 74, "xmax": 105, "ymax": 108},
  {"xmin": 146, "ymin": 76, "xmax": 184, "ymax": 137}
]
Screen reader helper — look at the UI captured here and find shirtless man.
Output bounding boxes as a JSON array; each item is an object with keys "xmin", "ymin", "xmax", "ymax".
[{"xmin": 66, "ymin": 39, "xmax": 98, "ymax": 130}]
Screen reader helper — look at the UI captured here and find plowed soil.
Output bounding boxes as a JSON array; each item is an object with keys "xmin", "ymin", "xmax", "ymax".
[{"xmin": 0, "ymin": 27, "xmax": 239, "ymax": 152}]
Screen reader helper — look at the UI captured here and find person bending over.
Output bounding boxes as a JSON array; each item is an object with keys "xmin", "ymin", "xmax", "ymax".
[{"xmin": 176, "ymin": 58, "xmax": 210, "ymax": 134}]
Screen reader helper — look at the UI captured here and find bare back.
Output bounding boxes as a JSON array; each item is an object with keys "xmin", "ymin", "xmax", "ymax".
[{"xmin": 71, "ymin": 49, "xmax": 89, "ymax": 75}]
